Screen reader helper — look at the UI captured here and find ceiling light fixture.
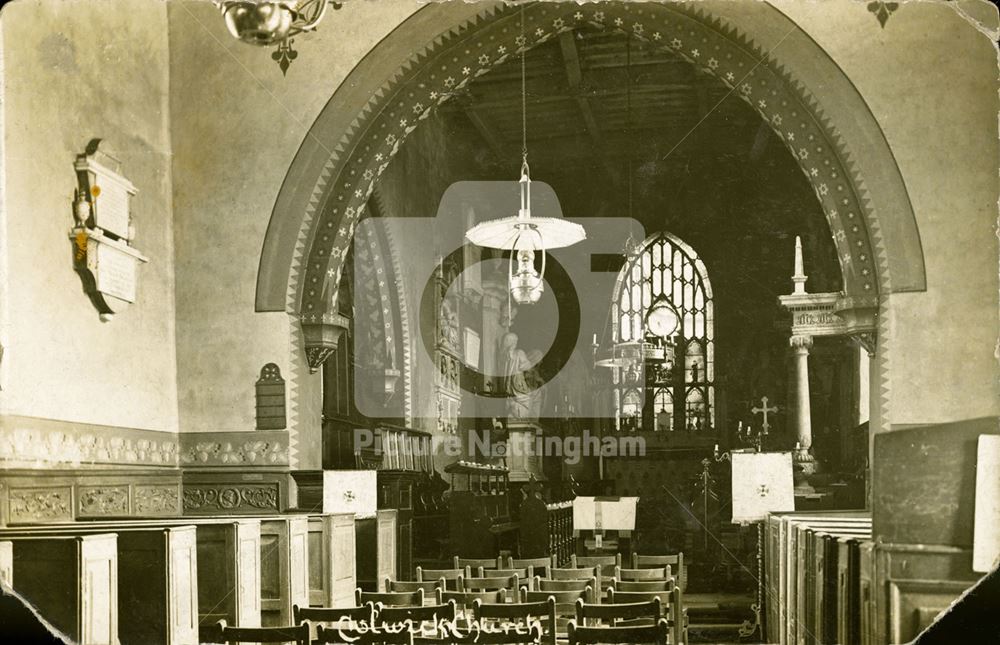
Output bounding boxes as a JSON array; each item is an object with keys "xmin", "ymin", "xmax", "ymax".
[
  {"xmin": 216, "ymin": 0, "xmax": 341, "ymax": 73},
  {"xmin": 464, "ymin": 7, "xmax": 586, "ymax": 306}
]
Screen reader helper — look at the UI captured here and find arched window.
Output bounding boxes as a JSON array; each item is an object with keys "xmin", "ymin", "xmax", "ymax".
[{"xmin": 611, "ymin": 232, "xmax": 715, "ymax": 432}]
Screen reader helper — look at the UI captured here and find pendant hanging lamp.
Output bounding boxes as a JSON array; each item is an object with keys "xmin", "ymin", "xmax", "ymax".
[{"xmin": 464, "ymin": 7, "xmax": 585, "ymax": 305}]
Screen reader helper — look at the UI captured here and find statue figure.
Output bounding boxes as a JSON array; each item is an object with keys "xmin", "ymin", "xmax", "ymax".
[
  {"xmin": 525, "ymin": 349, "xmax": 546, "ymax": 419},
  {"xmin": 500, "ymin": 332, "xmax": 534, "ymax": 420}
]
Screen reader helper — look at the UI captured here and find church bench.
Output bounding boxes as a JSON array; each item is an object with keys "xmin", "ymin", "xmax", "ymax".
[
  {"xmin": 606, "ymin": 588, "xmax": 684, "ymax": 645},
  {"xmin": 810, "ymin": 526, "xmax": 872, "ymax": 645},
  {"xmin": 765, "ymin": 511, "xmax": 870, "ymax": 645},
  {"xmin": 307, "ymin": 513, "xmax": 358, "ymax": 608},
  {"xmin": 836, "ymin": 534, "xmax": 871, "ymax": 645},
  {"xmin": 566, "ymin": 618, "xmax": 670, "ymax": 645},
  {"xmin": 1, "ymin": 516, "xmax": 264, "ymax": 638},
  {"xmin": 574, "ymin": 597, "xmax": 662, "ymax": 627},
  {"xmin": 0, "ymin": 540, "xmax": 11, "ymax": 586},
  {"xmin": 13, "ymin": 513, "xmax": 329, "ymax": 629},
  {"xmin": 260, "ymin": 515, "xmax": 309, "ymax": 626},
  {"xmin": 764, "ymin": 511, "xmax": 870, "ymax": 645},
  {"xmin": 356, "ymin": 510, "xmax": 397, "ymax": 592},
  {"xmin": 798, "ymin": 523, "xmax": 871, "ymax": 645},
  {"xmin": 471, "ymin": 597, "xmax": 557, "ymax": 645},
  {"xmin": 205, "ymin": 618, "xmax": 311, "ymax": 644},
  {"xmin": 5, "ymin": 532, "xmax": 118, "ymax": 645},
  {"xmin": 631, "ymin": 554, "xmax": 686, "ymax": 592}
]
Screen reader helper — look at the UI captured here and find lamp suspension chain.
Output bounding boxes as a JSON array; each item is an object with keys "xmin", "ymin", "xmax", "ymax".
[
  {"xmin": 627, "ymin": 33, "xmax": 632, "ymax": 223},
  {"xmin": 520, "ymin": 4, "xmax": 528, "ymax": 174}
]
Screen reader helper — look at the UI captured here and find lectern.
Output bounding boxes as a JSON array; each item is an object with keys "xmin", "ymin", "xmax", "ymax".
[{"xmin": 572, "ymin": 496, "xmax": 638, "ymax": 555}]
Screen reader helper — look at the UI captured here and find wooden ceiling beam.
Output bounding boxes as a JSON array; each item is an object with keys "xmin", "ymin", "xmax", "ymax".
[
  {"xmin": 558, "ymin": 30, "xmax": 619, "ymax": 184},
  {"xmin": 463, "ymin": 107, "xmax": 506, "ymax": 156},
  {"xmin": 559, "ymin": 31, "xmax": 603, "ymax": 149}
]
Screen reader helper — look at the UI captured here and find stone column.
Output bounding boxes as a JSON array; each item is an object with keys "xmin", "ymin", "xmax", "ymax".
[
  {"xmin": 790, "ymin": 335, "xmax": 814, "ymax": 451},
  {"xmin": 790, "ymin": 335, "xmax": 818, "ymax": 490}
]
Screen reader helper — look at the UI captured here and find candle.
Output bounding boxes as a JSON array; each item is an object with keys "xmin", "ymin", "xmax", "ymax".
[{"xmin": 592, "ymin": 333, "xmax": 598, "ymax": 346}]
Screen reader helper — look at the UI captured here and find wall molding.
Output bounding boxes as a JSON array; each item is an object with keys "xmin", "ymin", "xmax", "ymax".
[
  {"xmin": 0, "ymin": 414, "xmax": 179, "ymax": 468},
  {"xmin": 178, "ymin": 430, "xmax": 289, "ymax": 467}
]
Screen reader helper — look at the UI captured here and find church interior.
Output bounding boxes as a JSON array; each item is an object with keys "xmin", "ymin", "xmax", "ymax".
[{"xmin": 0, "ymin": 1, "xmax": 997, "ymax": 644}]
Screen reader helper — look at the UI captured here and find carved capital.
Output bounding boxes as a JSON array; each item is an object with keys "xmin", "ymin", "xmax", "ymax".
[
  {"xmin": 301, "ymin": 315, "xmax": 350, "ymax": 373},
  {"xmin": 789, "ymin": 335, "xmax": 814, "ymax": 352}
]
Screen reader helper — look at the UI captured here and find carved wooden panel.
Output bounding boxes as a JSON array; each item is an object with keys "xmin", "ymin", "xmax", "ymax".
[
  {"xmin": 183, "ymin": 483, "xmax": 280, "ymax": 514},
  {"xmin": 328, "ymin": 514, "xmax": 356, "ymax": 607},
  {"xmin": 0, "ymin": 541, "xmax": 11, "ymax": 586},
  {"xmin": 7, "ymin": 487, "xmax": 73, "ymax": 523},
  {"xmin": 77, "ymin": 486, "xmax": 129, "ymax": 517},
  {"xmin": 134, "ymin": 484, "xmax": 181, "ymax": 516}
]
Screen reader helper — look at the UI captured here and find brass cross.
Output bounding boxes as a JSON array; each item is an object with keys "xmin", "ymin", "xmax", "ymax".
[{"xmin": 751, "ymin": 396, "xmax": 779, "ymax": 433}]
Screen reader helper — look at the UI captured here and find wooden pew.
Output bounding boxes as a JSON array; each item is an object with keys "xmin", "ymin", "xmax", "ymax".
[
  {"xmin": 1, "ymin": 517, "xmax": 261, "ymax": 641},
  {"xmin": 836, "ymin": 534, "xmax": 875, "ymax": 645},
  {"xmin": 2, "ymin": 512, "xmax": 354, "ymax": 638},
  {"xmin": 765, "ymin": 511, "xmax": 871, "ymax": 645},
  {"xmin": 7, "ymin": 532, "xmax": 118, "ymax": 645},
  {"xmin": 260, "ymin": 516, "xmax": 309, "ymax": 626},
  {"xmin": 814, "ymin": 527, "xmax": 871, "ymax": 645},
  {"xmin": 0, "ymin": 540, "xmax": 11, "ymax": 586},
  {"xmin": 3, "ymin": 525, "xmax": 199, "ymax": 645},
  {"xmin": 791, "ymin": 518, "xmax": 871, "ymax": 645},
  {"xmin": 307, "ymin": 513, "xmax": 357, "ymax": 607},
  {"xmin": 356, "ymin": 510, "xmax": 397, "ymax": 592}
]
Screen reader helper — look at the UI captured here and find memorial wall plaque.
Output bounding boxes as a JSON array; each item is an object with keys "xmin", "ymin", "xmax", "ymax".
[{"xmin": 70, "ymin": 141, "xmax": 148, "ymax": 321}]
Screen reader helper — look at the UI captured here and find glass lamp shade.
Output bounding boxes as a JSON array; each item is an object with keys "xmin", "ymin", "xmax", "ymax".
[
  {"xmin": 221, "ymin": 1, "xmax": 296, "ymax": 45},
  {"xmin": 465, "ymin": 215, "xmax": 586, "ymax": 251},
  {"xmin": 465, "ymin": 170, "xmax": 585, "ymax": 251},
  {"xmin": 511, "ymin": 269, "xmax": 544, "ymax": 304},
  {"xmin": 510, "ymin": 248, "xmax": 544, "ymax": 304}
]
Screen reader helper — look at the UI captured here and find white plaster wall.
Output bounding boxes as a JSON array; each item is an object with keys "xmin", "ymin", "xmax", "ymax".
[
  {"xmin": 167, "ymin": 0, "xmax": 421, "ymax": 446},
  {"xmin": 768, "ymin": 0, "xmax": 1000, "ymax": 425},
  {"xmin": 0, "ymin": 0, "xmax": 178, "ymax": 432}
]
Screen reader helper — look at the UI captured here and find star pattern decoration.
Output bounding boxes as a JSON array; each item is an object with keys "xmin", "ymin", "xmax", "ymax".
[{"xmin": 298, "ymin": 3, "xmax": 882, "ymax": 319}]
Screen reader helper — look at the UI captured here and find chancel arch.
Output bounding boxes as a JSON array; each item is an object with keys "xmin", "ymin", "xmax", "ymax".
[{"xmin": 256, "ymin": 0, "xmax": 925, "ymax": 380}]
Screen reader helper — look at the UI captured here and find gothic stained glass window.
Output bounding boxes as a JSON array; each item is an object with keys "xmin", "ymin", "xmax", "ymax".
[{"xmin": 611, "ymin": 232, "xmax": 715, "ymax": 432}]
